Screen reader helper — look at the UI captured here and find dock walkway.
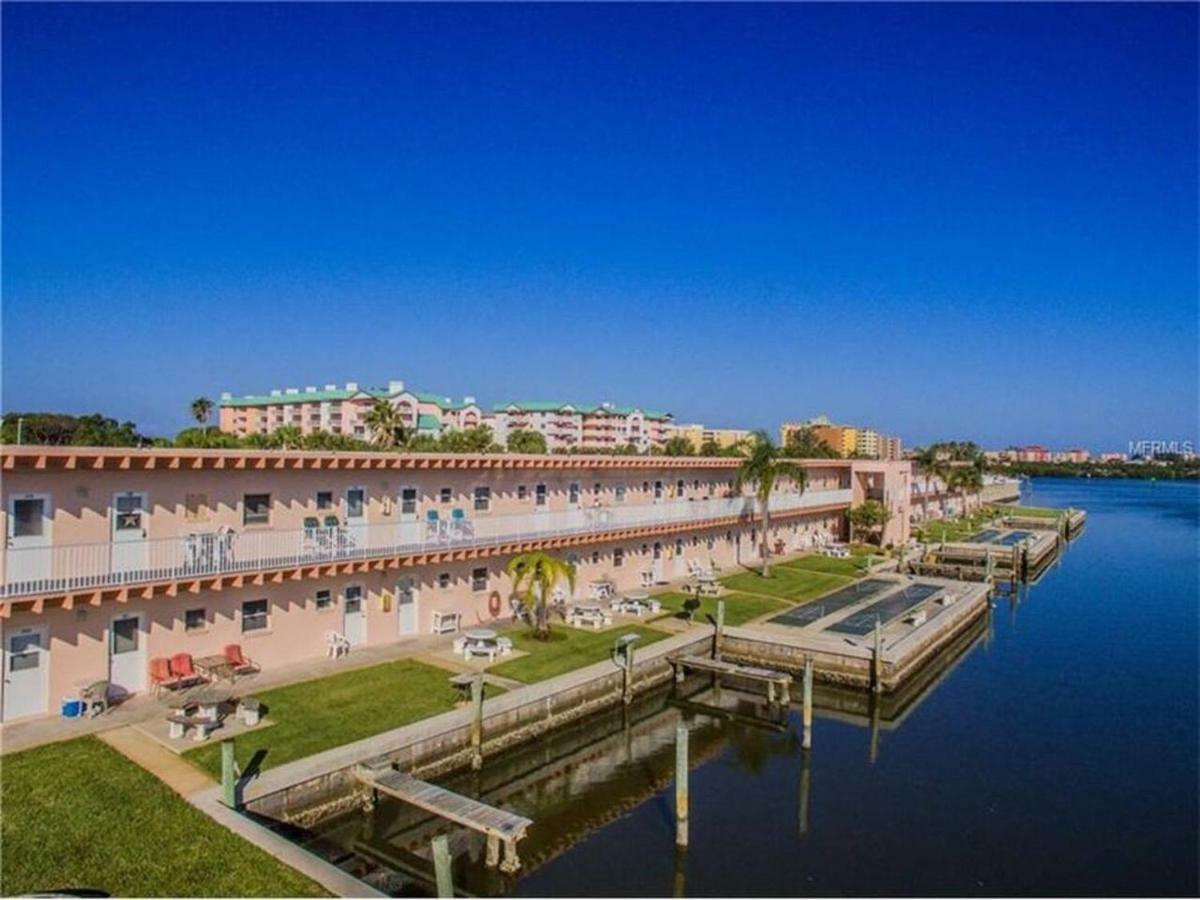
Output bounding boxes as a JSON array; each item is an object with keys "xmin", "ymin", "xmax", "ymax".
[
  {"xmin": 354, "ymin": 764, "xmax": 532, "ymax": 872},
  {"xmin": 667, "ymin": 654, "xmax": 792, "ymax": 704}
]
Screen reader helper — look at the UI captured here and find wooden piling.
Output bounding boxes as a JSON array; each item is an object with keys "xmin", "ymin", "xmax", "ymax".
[
  {"xmin": 675, "ymin": 724, "xmax": 689, "ymax": 847},
  {"xmin": 714, "ymin": 599, "xmax": 726, "ymax": 661},
  {"xmin": 872, "ymin": 615, "xmax": 883, "ymax": 694},
  {"xmin": 221, "ymin": 739, "xmax": 237, "ymax": 809},
  {"xmin": 432, "ymin": 834, "xmax": 453, "ymax": 898},
  {"xmin": 470, "ymin": 672, "xmax": 484, "ymax": 770},
  {"xmin": 623, "ymin": 642, "xmax": 635, "ymax": 705},
  {"xmin": 801, "ymin": 655, "xmax": 814, "ymax": 750}
]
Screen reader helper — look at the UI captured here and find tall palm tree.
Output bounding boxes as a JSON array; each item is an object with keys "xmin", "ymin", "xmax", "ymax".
[
  {"xmin": 190, "ymin": 397, "xmax": 214, "ymax": 435},
  {"xmin": 505, "ymin": 551, "xmax": 577, "ymax": 640},
  {"xmin": 364, "ymin": 399, "xmax": 407, "ymax": 449},
  {"xmin": 735, "ymin": 430, "xmax": 808, "ymax": 577},
  {"xmin": 914, "ymin": 446, "xmax": 941, "ymax": 520}
]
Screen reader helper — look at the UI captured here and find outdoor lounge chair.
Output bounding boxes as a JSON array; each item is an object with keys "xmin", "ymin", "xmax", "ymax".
[
  {"xmin": 169, "ymin": 653, "xmax": 207, "ymax": 690},
  {"xmin": 223, "ymin": 643, "xmax": 260, "ymax": 675},
  {"xmin": 81, "ymin": 680, "xmax": 110, "ymax": 717},
  {"xmin": 149, "ymin": 657, "xmax": 185, "ymax": 696},
  {"xmin": 323, "ymin": 515, "xmax": 339, "ymax": 528}
]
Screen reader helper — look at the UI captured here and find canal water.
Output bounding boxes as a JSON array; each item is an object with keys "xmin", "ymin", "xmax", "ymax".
[{"xmin": 306, "ymin": 478, "xmax": 1199, "ymax": 896}]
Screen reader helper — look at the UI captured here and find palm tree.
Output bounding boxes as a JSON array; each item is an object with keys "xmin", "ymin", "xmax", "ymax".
[
  {"xmin": 914, "ymin": 446, "xmax": 941, "ymax": 520},
  {"xmin": 364, "ymin": 399, "xmax": 407, "ymax": 449},
  {"xmin": 190, "ymin": 397, "xmax": 214, "ymax": 435},
  {"xmin": 505, "ymin": 551, "xmax": 577, "ymax": 640},
  {"xmin": 735, "ymin": 430, "xmax": 808, "ymax": 577}
]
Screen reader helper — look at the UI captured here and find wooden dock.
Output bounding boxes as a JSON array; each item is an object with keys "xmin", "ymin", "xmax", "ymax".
[
  {"xmin": 668, "ymin": 654, "xmax": 792, "ymax": 705},
  {"xmin": 354, "ymin": 764, "xmax": 532, "ymax": 873}
]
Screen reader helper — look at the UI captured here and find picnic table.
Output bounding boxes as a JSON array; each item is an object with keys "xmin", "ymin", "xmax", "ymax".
[
  {"xmin": 169, "ymin": 686, "xmax": 233, "ymax": 722},
  {"xmin": 569, "ymin": 604, "xmax": 612, "ymax": 630},
  {"xmin": 611, "ymin": 593, "xmax": 661, "ymax": 617},
  {"xmin": 454, "ymin": 628, "xmax": 511, "ymax": 662},
  {"xmin": 194, "ymin": 653, "xmax": 238, "ymax": 684}
]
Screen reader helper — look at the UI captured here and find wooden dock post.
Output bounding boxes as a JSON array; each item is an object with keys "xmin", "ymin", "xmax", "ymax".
[
  {"xmin": 431, "ymin": 834, "xmax": 453, "ymax": 898},
  {"xmin": 221, "ymin": 738, "xmax": 237, "ymax": 809},
  {"xmin": 872, "ymin": 615, "xmax": 883, "ymax": 694},
  {"xmin": 801, "ymin": 655, "xmax": 814, "ymax": 750},
  {"xmin": 623, "ymin": 642, "xmax": 635, "ymax": 706},
  {"xmin": 675, "ymin": 724, "xmax": 689, "ymax": 847},
  {"xmin": 714, "ymin": 599, "xmax": 725, "ymax": 661},
  {"xmin": 470, "ymin": 672, "xmax": 484, "ymax": 770}
]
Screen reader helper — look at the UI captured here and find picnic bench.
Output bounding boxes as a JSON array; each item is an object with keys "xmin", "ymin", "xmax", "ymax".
[
  {"xmin": 432, "ymin": 610, "xmax": 462, "ymax": 635},
  {"xmin": 568, "ymin": 604, "xmax": 612, "ymax": 630}
]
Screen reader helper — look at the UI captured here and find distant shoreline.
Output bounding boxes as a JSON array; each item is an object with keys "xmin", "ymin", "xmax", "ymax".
[{"xmin": 990, "ymin": 463, "xmax": 1199, "ymax": 481}]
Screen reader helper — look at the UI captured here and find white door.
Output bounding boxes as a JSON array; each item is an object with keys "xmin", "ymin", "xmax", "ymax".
[
  {"xmin": 397, "ymin": 487, "xmax": 421, "ymax": 545},
  {"xmin": 108, "ymin": 614, "xmax": 146, "ymax": 696},
  {"xmin": 652, "ymin": 542, "xmax": 664, "ymax": 582},
  {"xmin": 673, "ymin": 538, "xmax": 687, "ymax": 577},
  {"xmin": 3, "ymin": 626, "xmax": 48, "ymax": 720},
  {"xmin": 111, "ymin": 492, "xmax": 149, "ymax": 574},
  {"xmin": 343, "ymin": 586, "xmax": 366, "ymax": 646},
  {"xmin": 7, "ymin": 494, "xmax": 52, "ymax": 586},
  {"xmin": 397, "ymin": 577, "xmax": 418, "ymax": 636},
  {"xmin": 346, "ymin": 487, "xmax": 367, "ymax": 547}
]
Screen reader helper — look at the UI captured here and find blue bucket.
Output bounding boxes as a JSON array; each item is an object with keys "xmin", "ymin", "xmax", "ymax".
[{"xmin": 61, "ymin": 698, "xmax": 84, "ymax": 719}]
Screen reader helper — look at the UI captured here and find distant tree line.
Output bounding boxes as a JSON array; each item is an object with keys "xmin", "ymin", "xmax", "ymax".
[{"xmin": 991, "ymin": 459, "xmax": 1199, "ymax": 481}]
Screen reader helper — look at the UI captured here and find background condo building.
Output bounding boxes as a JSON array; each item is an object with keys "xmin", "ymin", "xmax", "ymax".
[
  {"xmin": 0, "ymin": 444, "xmax": 911, "ymax": 723},
  {"xmin": 668, "ymin": 424, "xmax": 753, "ymax": 451},
  {"xmin": 780, "ymin": 416, "xmax": 903, "ymax": 461},
  {"xmin": 219, "ymin": 381, "xmax": 483, "ymax": 440},
  {"xmin": 490, "ymin": 402, "xmax": 674, "ymax": 452}
]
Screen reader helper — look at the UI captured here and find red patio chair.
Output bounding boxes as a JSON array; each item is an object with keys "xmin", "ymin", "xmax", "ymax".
[
  {"xmin": 223, "ymin": 644, "xmax": 260, "ymax": 675},
  {"xmin": 149, "ymin": 657, "xmax": 181, "ymax": 697},
  {"xmin": 169, "ymin": 653, "xmax": 207, "ymax": 689}
]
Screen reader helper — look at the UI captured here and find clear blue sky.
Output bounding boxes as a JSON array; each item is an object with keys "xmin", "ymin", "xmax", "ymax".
[{"xmin": 3, "ymin": 3, "xmax": 1196, "ymax": 451}]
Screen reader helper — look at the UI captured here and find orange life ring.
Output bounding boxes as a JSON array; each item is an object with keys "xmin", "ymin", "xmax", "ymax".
[{"xmin": 487, "ymin": 590, "xmax": 502, "ymax": 618}]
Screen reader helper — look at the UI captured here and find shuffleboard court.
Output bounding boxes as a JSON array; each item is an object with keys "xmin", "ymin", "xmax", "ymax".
[
  {"xmin": 826, "ymin": 582, "xmax": 944, "ymax": 636},
  {"xmin": 767, "ymin": 578, "xmax": 896, "ymax": 628},
  {"xmin": 968, "ymin": 529, "xmax": 1002, "ymax": 543},
  {"xmin": 996, "ymin": 530, "xmax": 1032, "ymax": 546}
]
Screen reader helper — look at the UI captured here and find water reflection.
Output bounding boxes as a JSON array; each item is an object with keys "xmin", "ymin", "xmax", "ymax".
[{"xmin": 292, "ymin": 608, "xmax": 989, "ymax": 897}]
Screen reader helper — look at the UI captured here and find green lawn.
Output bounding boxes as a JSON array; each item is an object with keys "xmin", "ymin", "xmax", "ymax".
[
  {"xmin": 489, "ymin": 624, "xmax": 667, "ymax": 684},
  {"xmin": 653, "ymin": 590, "xmax": 791, "ymax": 626},
  {"xmin": 186, "ymin": 659, "xmax": 463, "ymax": 778},
  {"xmin": 719, "ymin": 565, "xmax": 851, "ymax": 602},
  {"xmin": 990, "ymin": 503, "xmax": 1062, "ymax": 519},
  {"xmin": 916, "ymin": 509, "xmax": 1003, "ymax": 542},
  {"xmin": 0, "ymin": 737, "xmax": 327, "ymax": 897},
  {"xmin": 779, "ymin": 554, "xmax": 874, "ymax": 577}
]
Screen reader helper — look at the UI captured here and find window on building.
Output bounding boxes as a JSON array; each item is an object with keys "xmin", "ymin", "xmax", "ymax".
[
  {"xmin": 472, "ymin": 567, "xmax": 488, "ymax": 592},
  {"xmin": 642, "ymin": 481, "xmax": 650, "ymax": 493},
  {"xmin": 243, "ymin": 494, "xmax": 271, "ymax": 526},
  {"xmin": 593, "ymin": 483, "xmax": 602, "ymax": 496},
  {"xmin": 591, "ymin": 551, "xmax": 601, "ymax": 565},
  {"xmin": 615, "ymin": 483, "xmax": 627, "ymax": 503},
  {"xmin": 242, "ymin": 599, "xmax": 269, "ymax": 632},
  {"xmin": 184, "ymin": 493, "xmax": 210, "ymax": 522},
  {"xmin": 184, "ymin": 608, "xmax": 206, "ymax": 632},
  {"xmin": 567, "ymin": 552, "xmax": 579, "ymax": 567},
  {"xmin": 568, "ymin": 483, "xmax": 580, "ymax": 505},
  {"xmin": 693, "ymin": 480, "xmax": 701, "ymax": 491},
  {"xmin": 535, "ymin": 484, "xmax": 547, "ymax": 507},
  {"xmin": 677, "ymin": 480, "xmax": 685, "ymax": 496},
  {"xmin": 707, "ymin": 536, "xmax": 715, "ymax": 550},
  {"xmin": 400, "ymin": 488, "xmax": 418, "ymax": 516},
  {"xmin": 440, "ymin": 487, "xmax": 453, "ymax": 504},
  {"xmin": 346, "ymin": 488, "xmax": 365, "ymax": 518},
  {"xmin": 438, "ymin": 572, "xmax": 452, "ymax": 589},
  {"xmin": 614, "ymin": 548, "xmax": 625, "ymax": 567},
  {"xmin": 315, "ymin": 589, "xmax": 333, "ymax": 610},
  {"xmin": 517, "ymin": 485, "xmax": 528, "ymax": 501},
  {"xmin": 474, "ymin": 486, "xmax": 491, "ymax": 512},
  {"xmin": 316, "ymin": 491, "xmax": 333, "ymax": 510}
]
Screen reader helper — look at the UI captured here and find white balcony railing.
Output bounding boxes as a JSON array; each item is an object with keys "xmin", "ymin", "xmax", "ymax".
[{"xmin": 0, "ymin": 488, "xmax": 851, "ymax": 599}]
